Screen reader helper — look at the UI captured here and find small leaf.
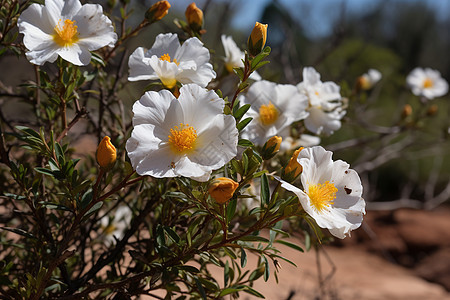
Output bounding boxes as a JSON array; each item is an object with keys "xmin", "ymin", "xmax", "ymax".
[
  {"xmin": 275, "ymin": 240, "xmax": 304, "ymax": 252},
  {"xmin": 260, "ymin": 173, "xmax": 270, "ymax": 205},
  {"xmin": 233, "ymin": 104, "xmax": 251, "ymax": 121},
  {"xmin": 243, "ymin": 286, "xmax": 265, "ymax": 298},
  {"xmin": 237, "ymin": 117, "xmax": 253, "ymax": 131},
  {"xmin": 262, "ymin": 255, "xmax": 269, "ymax": 281},
  {"xmin": 194, "ymin": 277, "xmax": 207, "ymax": 300},
  {"xmin": 238, "ymin": 139, "xmax": 254, "ymax": 148},
  {"xmin": 240, "ymin": 247, "xmax": 247, "ymax": 268},
  {"xmin": 226, "ymin": 198, "xmax": 237, "ymax": 222}
]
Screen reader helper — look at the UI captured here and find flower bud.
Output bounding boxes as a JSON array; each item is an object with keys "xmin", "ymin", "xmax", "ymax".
[
  {"xmin": 281, "ymin": 147, "xmax": 303, "ymax": 182},
  {"xmin": 96, "ymin": 136, "xmax": 117, "ymax": 169},
  {"xmin": 248, "ymin": 22, "xmax": 268, "ymax": 57},
  {"xmin": 145, "ymin": 1, "xmax": 171, "ymax": 23},
  {"xmin": 401, "ymin": 104, "xmax": 412, "ymax": 119},
  {"xmin": 208, "ymin": 177, "xmax": 239, "ymax": 204},
  {"xmin": 427, "ymin": 104, "xmax": 438, "ymax": 116},
  {"xmin": 261, "ymin": 136, "xmax": 282, "ymax": 160},
  {"xmin": 185, "ymin": 2, "xmax": 203, "ymax": 31}
]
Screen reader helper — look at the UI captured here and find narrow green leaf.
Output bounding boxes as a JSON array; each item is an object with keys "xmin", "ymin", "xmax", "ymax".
[
  {"xmin": 262, "ymin": 255, "xmax": 270, "ymax": 282},
  {"xmin": 260, "ymin": 173, "xmax": 270, "ymax": 205},
  {"xmin": 34, "ymin": 167, "xmax": 55, "ymax": 177},
  {"xmin": 1, "ymin": 227, "xmax": 36, "ymax": 240},
  {"xmin": 239, "ymin": 235, "xmax": 269, "ymax": 243},
  {"xmin": 238, "ymin": 139, "xmax": 254, "ymax": 148},
  {"xmin": 243, "ymin": 286, "xmax": 265, "ymax": 298},
  {"xmin": 237, "ymin": 117, "xmax": 253, "ymax": 131},
  {"xmin": 226, "ymin": 197, "xmax": 237, "ymax": 222},
  {"xmin": 275, "ymin": 240, "xmax": 304, "ymax": 252},
  {"xmin": 233, "ymin": 104, "xmax": 251, "ymax": 121},
  {"xmin": 240, "ymin": 247, "xmax": 247, "ymax": 268},
  {"xmin": 194, "ymin": 277, "xmax": 207, "ymax": 300}
]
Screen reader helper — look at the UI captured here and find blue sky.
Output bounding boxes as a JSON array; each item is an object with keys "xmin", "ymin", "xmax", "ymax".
[{"xmin": 170, "ymin": 0, "xmax": 449, "ymax": 38}]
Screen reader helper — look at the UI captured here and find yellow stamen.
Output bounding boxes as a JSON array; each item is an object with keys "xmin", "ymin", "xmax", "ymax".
[
  {"xmin": 104, "ymin": 224, "xmax": 117, "ymax": 235},
  {"xmin": 423, "ymin": 78, "xmax": 433, "ymax": 88},
  {"xmin": 53, "ymin": 19, "xmax": 79, "ymax": 47},
  {"xmin": 307, "ymin": 181, "xmax": 337, "ymax": 212},
  {"xmin": 168, "ymin": 123, "xmax": 197, "ymax": 153},
  {"xmin": 160, "ymin": 53, "xmax": 179, "ymax": 66},
  {"xmin": 259, "ymin": 102, "xmax": 279, "ymax": 126}
]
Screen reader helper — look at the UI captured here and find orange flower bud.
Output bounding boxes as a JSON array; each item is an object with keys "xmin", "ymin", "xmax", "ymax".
[
  {"xmin": 261, "ymin": 136, "xmax": 282, "ymax": 160},
  {"xmin": 427, "ymin": 104, "xmax": 438, "ymax": 116},
  {"xmin": 96, "ymin": 136, "xmax": 117, "ymax": 169},
  {"xmin": 208, "ymin": 177, "xmax": 239, "ymax": 204},
  {"xmin": 402, "ymin": 104, "xmax": 412, "ymax": 119},
  {"xmin": 248, "ymin": 22, "xmax": 268, "ymax": 57},
  {"xmin": 145, "ymin": 1, "xmax": 171, "ymax": 23},
  {"xmin": 185, "ymin": 2, "xmax": 203, "ymax": 30},
  {"xmin": 281, "ymin": 147, "xmax": 303, "ymax": 182}
]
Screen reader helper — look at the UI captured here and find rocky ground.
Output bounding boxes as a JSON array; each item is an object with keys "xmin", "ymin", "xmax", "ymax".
[{"xmin": 243, "ymin": 207, "xmax": 450, "ymax": 300}]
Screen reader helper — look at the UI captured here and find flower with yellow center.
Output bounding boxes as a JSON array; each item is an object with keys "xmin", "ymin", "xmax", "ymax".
[
  {"xmin": 18, "ymin": 0, "xmax": 117, "ymax": 66},
  {"xmin": 128, "ymin": 33, "xmax": 216, "ymax": 88},
  {"xmin": 356, "ymin": 69, "xmax": 382, "ymax": 91},
  {"xmin": 297, "ymin": 67, "xmax": 345, "ymax": 135},
  {"xmin": 277, "ymin": 146, "xmax": 365, "ymax": 239},
  {"xmin": 126, "ymin": 84, "xmax": 238, "ymax": 182},
  {"xmin": 100, "ymin": 205, "xmax": 132, "ymax": 246},
  {"xmin": 239, "ymin": 80, "xmax": 308, "ymax": 146},
  {"xmin": 406, "ymin": 67, "xmax": 448, "ymax": 100}
]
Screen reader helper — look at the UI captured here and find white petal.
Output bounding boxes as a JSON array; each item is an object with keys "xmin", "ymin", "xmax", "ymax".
[
  {"xmin": 149, "ymin": 56, "xmax": 179, "ymax": 86},
  {"xmin": 147, "ymin": 33, "xmax": 180, "ymax": 58},
  {"xmin": 132, "ymin": 90, "xmax": 174, "ymax": 127},
  {"xmin": 74, "ymin": 4, "xmax": 117, "ymax": 49},
  {"xmin": 177, "ymin": 84, "xmax": 224, "ymax": 131},
  {"xmin": 42, "ymin": 0, "xmax": 65, "ymax": 26},
  {"xmin": 128, "ymin": 47, "xmax": 158, "ymax": 81},
  {"xmin": 175, "ymin": 37, "xmax": 210, "ymax": 67},
  {"xmin": 191, "ymin": 115, "xmax": 238, "ymax": 169},
  {"xmin": 18, "ymin": 3, "xmax": 54, "ymax": 34},
  {"xmin": 176, "ymin": 64, "xmax": 216, "ymax": 87},
  {"xmin": 304, "ymin": 107, "xmax": 343, "ymax": 135},
  {"xmin": 56, "ymin": 43, "xmax": 91, "ymax": 66},
  {"xmin": 303, "ymin": 67, "xmax": 321, "ymax": 86},
  {"xmin": 25, "ymin": 44, "xmax": 59, "ymax": 65}
]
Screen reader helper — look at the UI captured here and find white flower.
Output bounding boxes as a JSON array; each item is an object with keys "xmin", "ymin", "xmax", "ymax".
[
  {"xmin": 359, "ymin": 69, "xmax": 382, "ymax": 90},
  {"xmin": 221, "ymin": 35, "xmax": 261, "ymax": 80},
  {"xmin": 277, "ymin": 146, "xmax": 365, "ymax": 239},
  {"xmin": 126, "ymin": 84, "xmax": 238, "ymax": 182},
  {"xmin": 406, "ymin": 67, "xmax": 448, "ymax": 99},
  {"xmin": 297, "ymin": 67, "xmax": 345, "ymax": 135},
  {"xmin": 18, "ymin": 0, "xmax": 117, "ymax": 66},
  {"xmin": 280, "ymin": 132, "xmax": 321, "ymax": 152},
  {"xmin": 240, "ymin": 80, "xmax": 309, "ymax": 146},
  {"xmin": 100, "ymin": 205, "xmax": 132, "ymax": 245},
  {"xmin": 128, "ymin": 33, "xmax": 216, "ymax": 88}
]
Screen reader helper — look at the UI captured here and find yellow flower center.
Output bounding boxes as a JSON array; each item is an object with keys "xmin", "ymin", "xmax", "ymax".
[
  {"xmin": 53, "ymin": 19, "xmax": 79, "ymax": 47},
  {"xmin": 104, "ymin": 224, "xmax": 117, "ymax": 235},
  {"xmin": 168, "ymin": 123, "xmax": 197, "ymax": 153},
  {"xmin": 307, "ymin": 181, "xmax": 337, "ymax": 212},
  {"xmin": 259, "ymin": 102, "xmax": 279, "ymax": 126},
  {"xmin": 160, "ymin": 53, "xmax": 179, "ymax": 66},
  {"xmin": 423, "ymin": 78, "xmax": 434, "ymax": 88}
]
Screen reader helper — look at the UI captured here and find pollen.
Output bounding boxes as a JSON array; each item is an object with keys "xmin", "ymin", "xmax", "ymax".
[
  {"xmin": 160, "ymin": 53, "xmax": 179, "ymax": 65},
  {"xmin": 307, "ymin": 181, "xmax": 338, "ymax": 212},
  {"xmin": 168, "ymin": 123, "xmax": 197, "ymax": 153},
  {"xmin": 53, "ymin": 19, "xmax": 79, "ymax": 47},
  {"xmin": 259, "ymin": 102, "xmax": 279, "ymax": 126},
  {"xmin": 423, "ymin": 78, "xmax": 434, "ymax": 88}
]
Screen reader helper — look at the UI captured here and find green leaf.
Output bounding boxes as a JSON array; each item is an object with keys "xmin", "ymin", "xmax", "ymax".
[
  {"xmin": 240, "ymin": 247, "xmax": 247, "ymax": 268},
  {"xmin": 262, "ymin": 255, "xmax": 270, "ymax": 282},
  {"xmin": 177, "ymin": 265, "xmax": 200, "ymax": 273},
  {"xmin": 164, "ymin": 226, "xmax": 181, "ymax": 243},
  {"xmin": 82, "ymin": 202, "xmax": 103, "ymax": 221},
  {"xmin": 194, "ymin": 277, "xmax": 207, "ymax": 300},
  {"xmin": 260, "ymin": 173, "xmax": 270, "ymax": 205},
  {"xmin": 243, "ymin": 286, "xmax": 265, "ymax": 298},
  {"xmin": 237, "ymin": 117, "xmax": 253, "ymax": 131},
  {"xmin": 233, "ymin": 104, "xmax": 251, "ymax": 121},
  {"xmin": 1, "ymin": 227, "xmax": 36, "ymax": 240},
  {"xmin": 218, "ymin": 286, "xmax": 246, "ymax": 297},
  {"xmin": 226, "ymin": 198, "xmax": 237, "ymax": 222},
  {"xmin": 239, "ymin": 235, "xmax": 269, "ymax": 243},
  {"xmin": 275, "ymin": 240, "xmax": 304, "ymax": 252},
  {"xmin": 238, "ymin": 139, "xmax": 254, "ymax": 148},
  {"xmin": 34, "ymin": 167, "xmax": 55, "ymax": 177}
]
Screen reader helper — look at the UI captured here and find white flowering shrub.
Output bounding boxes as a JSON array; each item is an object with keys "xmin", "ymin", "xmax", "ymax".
[{"xmin": 0, "ymin": 0, "xmax": 448, "ymax": 299}]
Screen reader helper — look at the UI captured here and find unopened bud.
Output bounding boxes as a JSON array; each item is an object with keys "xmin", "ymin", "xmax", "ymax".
[
  {"xmin": 248, "ymin": 22, "xmax": 268, "ymax": 57},
  {"xmin": 96, "ymin": 136, "xmax": 117, "ymax": 169},
  {"xmin": 145, "ymin": 1, "xmax": 171, "ymax": 23},
  {"xmin": 281, "ymin": 147, "xmax": 303, "ymax": 182},
  {"xmin": 208, "ymin": 177, "xmax": 239, "ymax": 204},
  {"xmin": 261, "ymin": 136, "xmax": 282, "ymax": 160},
  {"xmin": 427, "ymin": 104, "xmax": 438, "ymax": 116},
  {"xmin": 402, "ymin": 104, "xmax": 412, "ymax": 119},
  {"xmin": 185, "ymin": 2, "xmax": 203, "ymax": 31}
]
